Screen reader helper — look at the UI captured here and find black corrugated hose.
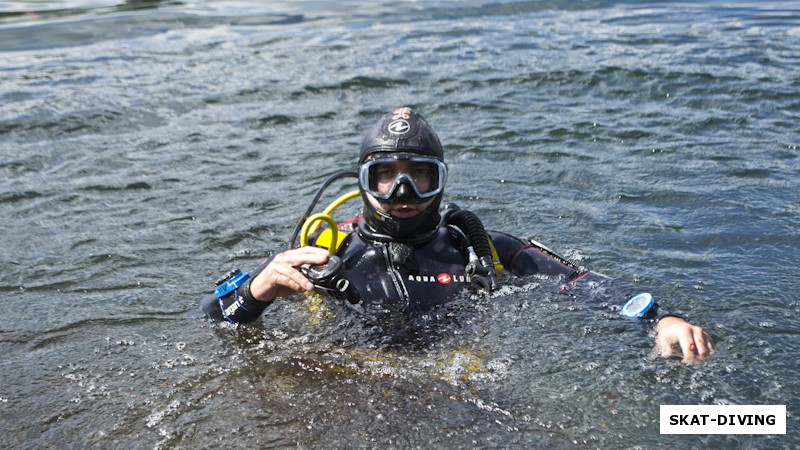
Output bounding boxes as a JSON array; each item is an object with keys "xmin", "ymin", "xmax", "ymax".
[{"xmin": 445, "ymin": 205, "xmax": 500, "ymax": 293}]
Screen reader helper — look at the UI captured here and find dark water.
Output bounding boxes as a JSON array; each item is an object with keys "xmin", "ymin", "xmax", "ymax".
[{"xmin": 1, "ymin": 0, "xmax": 798, "ymax": 448}]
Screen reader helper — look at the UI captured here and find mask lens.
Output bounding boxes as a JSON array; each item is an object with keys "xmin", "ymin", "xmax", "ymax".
[
  {"xmin": 407, "ymin": 163, "xmax": 439, "ymax": 195},
  {"xmin": 360, "ymin": 157, "xmax": 446, "ymax": 200}
]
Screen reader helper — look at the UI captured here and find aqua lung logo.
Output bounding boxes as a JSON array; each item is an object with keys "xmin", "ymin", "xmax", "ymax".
[
  {"xmin": 224, "ymin": 297, "xmax": 243, "ymax": 317},
  {"xmin": 407, "ymin": 273, "xmax": 466, "ymax": 284},
  {"xmin": 387, "ymin": 119, "xmax": 410, "ymax": 135}
]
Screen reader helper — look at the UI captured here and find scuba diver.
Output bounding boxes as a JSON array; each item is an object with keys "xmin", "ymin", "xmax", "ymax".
[{"xmin": 202, "ymin": 107, "xmax": 715, "ymax": 361}]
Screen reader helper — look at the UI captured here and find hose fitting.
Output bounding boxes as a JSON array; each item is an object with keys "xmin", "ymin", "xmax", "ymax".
[{"xmin": 444, "ymin": 204, "xmax": 499, "ymax": 293}]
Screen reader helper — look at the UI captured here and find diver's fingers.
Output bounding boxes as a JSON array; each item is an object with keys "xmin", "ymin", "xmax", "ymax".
[
  {"xmin": 693, "ymin": 328, "xmax": 715, "ymax": 357},
  {"xmin": 655, "ymin": 317, "xmax": 715, "ymax": 362},
  {"xmin": 677, "ymin": 329, "xmax": 698, "ymax": 363},
  {"xmin": 250, "ymin": 258, "xmax": 315, "ymax": 301},
  {"xmin": 655, "ymin": 331, "xmax": 675, "ymax": 358},
  {"xmin": 657, "ymin": 339, "xmax": 674, "ymax": 358},
  {"xmin": 268, "ymin": 261, "xmax": 314, "ymax": 292},
  {"xmin": 273, "ymin": 246, "xmax": 330, "ymax": 267}
]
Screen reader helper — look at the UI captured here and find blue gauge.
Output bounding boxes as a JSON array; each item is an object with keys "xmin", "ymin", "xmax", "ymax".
[{"xmin": 622, "ymin": 292, "xmax": 654, "ymax": 318}]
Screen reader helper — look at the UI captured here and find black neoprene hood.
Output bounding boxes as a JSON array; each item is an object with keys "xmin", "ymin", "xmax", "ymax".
[{"xmin": 359, "ymin": 107, "xmax": 444, "ymax": 164}]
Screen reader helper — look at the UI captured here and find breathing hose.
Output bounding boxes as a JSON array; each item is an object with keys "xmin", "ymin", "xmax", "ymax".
[{"xmin": 446, "ymin": 208, "xmax": 500, "ymax": 293}]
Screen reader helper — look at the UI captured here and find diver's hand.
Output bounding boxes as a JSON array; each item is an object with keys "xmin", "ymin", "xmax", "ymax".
[
  {"xmin": 249, "ymin": 247, "xmax": 330, "ymax": 302},
  {"xmin": 655, "ymin": 316, "xmax": 715, "ymax": 362}
]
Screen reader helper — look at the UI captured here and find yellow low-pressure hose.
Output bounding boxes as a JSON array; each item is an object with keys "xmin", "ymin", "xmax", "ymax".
[
  {"xmin": 312, "ymin": 190, "xmax": 361, "ymax": 232},
  {"xmin": 305, "ymin": 189, "xmax": 360, "ymax": 235},
  {"xmin": 300, "ymin": 213, "xmax": 339, "ymax": 255},
  {"xmin": 299, "ymin": 190, "xmax": 360, "ymax": 254}
]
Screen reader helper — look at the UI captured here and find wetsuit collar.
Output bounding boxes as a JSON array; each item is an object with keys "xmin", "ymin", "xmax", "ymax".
[{"xmin": 356, "ymin": 219, "xmax": 439, "ymax": 246}]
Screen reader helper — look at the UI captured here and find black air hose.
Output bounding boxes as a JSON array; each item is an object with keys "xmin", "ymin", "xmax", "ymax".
[
  {"xmin": 446, "ymin": 207, "xmax": 499, "ymax": 292},
  {"xmin": 449, "ymin": 210, "xmax": 492, "ymax": 263}
]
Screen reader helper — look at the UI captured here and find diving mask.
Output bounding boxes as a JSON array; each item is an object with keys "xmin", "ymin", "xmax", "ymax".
[{"xmin": 359, "ymin": 154, "xmax": 447, "ymax": 203}]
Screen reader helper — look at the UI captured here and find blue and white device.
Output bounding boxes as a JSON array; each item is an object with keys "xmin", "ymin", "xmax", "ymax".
[
  {"xmin": 622, "ymin": 292, "xmax": 654, "ymax": 318},
  {"xmin": 214, "ymin": 269, "xmax": 250, "ymax": 299}
]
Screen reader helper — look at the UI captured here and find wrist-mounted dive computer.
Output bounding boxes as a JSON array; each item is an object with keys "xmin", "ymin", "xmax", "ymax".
[
  {"xmin": 214, "ymin": 269, "xmax": 250, "ymax": 299},
  {"xmin": 622, "ymin": 292, "xmax": 655, "ymax": 318}
]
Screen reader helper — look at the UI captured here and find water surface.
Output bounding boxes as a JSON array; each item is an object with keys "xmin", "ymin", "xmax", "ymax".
[{"xmin": 1, "ymin": 0, "xmax": 798, "ymax": 448}]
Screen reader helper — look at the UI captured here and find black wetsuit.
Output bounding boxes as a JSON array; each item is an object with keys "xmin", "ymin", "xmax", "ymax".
[{"xmin": 201, "ymin": 217, "xmax": 606, "ymax": 324}]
